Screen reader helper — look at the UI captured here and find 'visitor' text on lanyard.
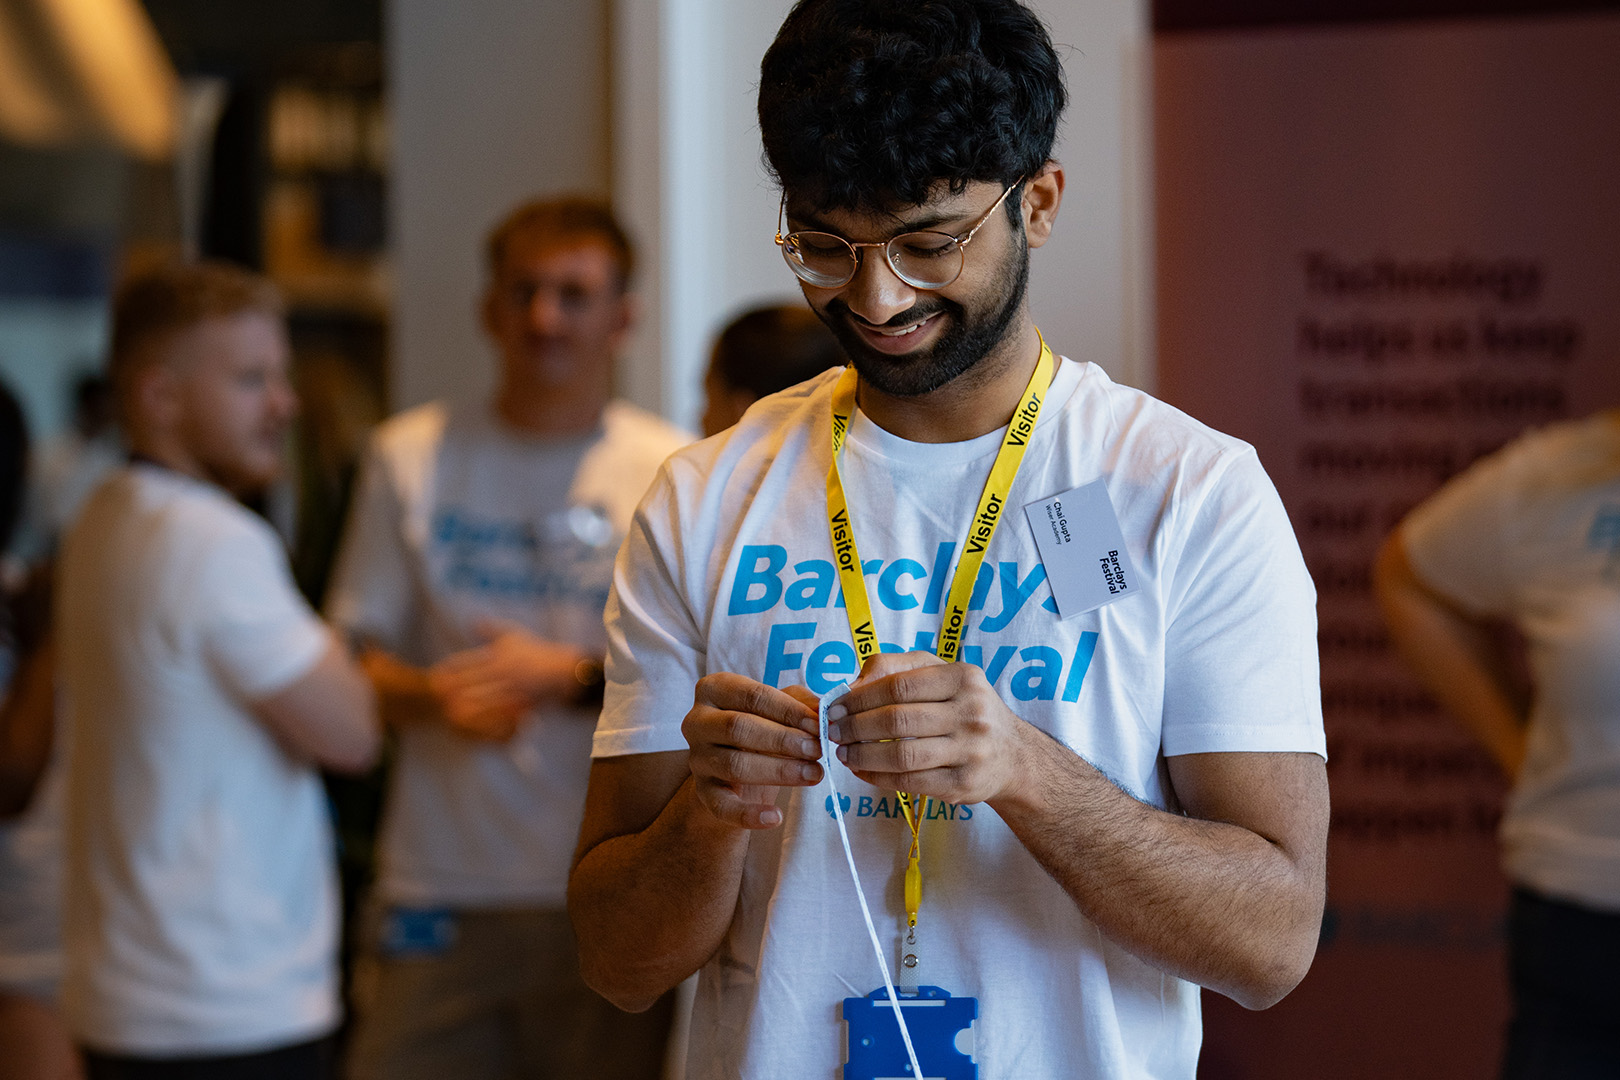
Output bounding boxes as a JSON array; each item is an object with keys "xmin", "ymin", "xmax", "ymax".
[{"xmin": 824, "ymin": 331, "xmax": 1055, "ymax": 934}]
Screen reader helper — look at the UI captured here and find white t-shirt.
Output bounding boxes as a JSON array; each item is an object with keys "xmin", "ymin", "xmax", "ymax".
[
  {"xmin": 1404, "ymin": 412, "xmax": 1620, "ymax": 912},
  {"xmin": 596, "ymin": 358, "xmax": 1326, "ymax": 1080},
  {"xmin": 57, "ymin": 465, "xmax": 338, "ymax": 1055},
  {"xmin": 326, "ymin": 400, "xmax": 690, "ymax": 908}
]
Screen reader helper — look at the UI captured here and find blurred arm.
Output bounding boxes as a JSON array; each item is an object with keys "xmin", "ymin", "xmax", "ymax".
[
  {"xmin": 1374, "ymin": 528, "xmax": 1527, "ymax": 779},
  {"xmin": 359, "ymin": 645, "xmax": 444, "ymax": 730},
  {"xmin": 255, "ymin": 639, "xmax": 381, "ymax": 774},
  {"xmin": 356, "ymin": 627, "xmax": 592, "ymax": 743},
  {"xmin": 0, "ymin": 637, "xmax": 56, "ymax": 818}
]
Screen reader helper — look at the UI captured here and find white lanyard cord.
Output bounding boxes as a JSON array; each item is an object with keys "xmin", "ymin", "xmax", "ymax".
[{"xmin": 820, "ymin": 681, "xmax": 923, "ymax": 1079}]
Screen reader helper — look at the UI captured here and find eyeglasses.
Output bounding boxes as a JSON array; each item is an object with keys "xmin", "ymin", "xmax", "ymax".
[{"xmin": 774, "ymin": 179, "xmax": 1023, "ymax": 290}]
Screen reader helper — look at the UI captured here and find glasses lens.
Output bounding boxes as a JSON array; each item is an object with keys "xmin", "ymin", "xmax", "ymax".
[
  {"xmin": 784, "ymin": 232, "xmax": 856, "ymax": 287},
  {"xmin": 888, "ymin": 232, "xmax": 964, "ymax": 289}
]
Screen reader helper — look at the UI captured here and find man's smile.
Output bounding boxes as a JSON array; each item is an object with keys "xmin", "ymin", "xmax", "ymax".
[{"xmin": 850, "ymin": 310, "xmax": 946, "ymax": 355}]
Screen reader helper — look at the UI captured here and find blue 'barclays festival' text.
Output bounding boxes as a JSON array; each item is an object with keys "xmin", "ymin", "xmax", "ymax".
[{"xmin": 728, "ymin": 542, "xmax": 1099, "ymax": 699}]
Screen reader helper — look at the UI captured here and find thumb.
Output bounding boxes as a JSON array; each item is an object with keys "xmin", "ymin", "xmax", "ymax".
[{"xmin": 854, "ymin": 649, "xmax": 946, "ymax": 686}]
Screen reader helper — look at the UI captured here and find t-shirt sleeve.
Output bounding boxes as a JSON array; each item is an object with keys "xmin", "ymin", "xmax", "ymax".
[
  {"xmin": 324, "ymin": 437, "xmax": 417, "ymax": 653},
  {"xmin": 1400, "ymin": 444, "xmax": 1517, "ymax": 617},
  {"xmin": 594, "ymin": 468, "xmax": 705, "ymax": 758},
  {"xmin": 1160, "ymin": 450, "xmax": 1327, "ymax": 759},
  {"xmin": 198, "ymin": 518, "xmax": 331, "ymax": 702}
]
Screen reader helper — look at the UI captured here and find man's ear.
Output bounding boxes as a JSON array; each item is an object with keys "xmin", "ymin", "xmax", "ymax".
[
  {"xmin": 128, "ymin": 354, "xmax": 183, "ymax": 432},
  {"xmin": 610, "ymin": 289, "xmax": 638, "ymax": 348},
  {"xmin": 1022, "ymin": 162, "xmax": 1065, "ymax": 250}
]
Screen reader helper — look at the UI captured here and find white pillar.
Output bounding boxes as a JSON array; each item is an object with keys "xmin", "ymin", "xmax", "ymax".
[{"xmin": 388, "ymin": 0, "xmax": 612, "ymax": 411}]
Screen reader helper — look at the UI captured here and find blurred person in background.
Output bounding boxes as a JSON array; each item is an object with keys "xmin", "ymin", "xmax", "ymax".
[
  {"xmin": 0, "ymin": 380, "xmax": 80, "ymax": 1080},
  {"xmin": 326, "ymin": 197, "xmax": 687, "ymax": 1080},
  {"xmin": 19, "ymin": 374, "xmax": 123, "ymax": 557},
  {"xmin": 700, "ymin": 304, "xmax": 845, "ymax": 437},
  {"xmin": 56, "ymin": 261, "xmax": 380, "ymax": 1080},
  {"xmin": 1376, "ymin": 409, "xmax": 1620, "ymax": 1079}
]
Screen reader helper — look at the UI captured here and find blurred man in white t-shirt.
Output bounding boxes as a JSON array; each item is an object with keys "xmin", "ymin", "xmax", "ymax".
[
  {"xmin": 57, "ymin": 261, "xmax": 379, "ymax": 1079},
  {"xmin": 327, "ymin": 198, "xmax": 688, "ymax": 1080}
]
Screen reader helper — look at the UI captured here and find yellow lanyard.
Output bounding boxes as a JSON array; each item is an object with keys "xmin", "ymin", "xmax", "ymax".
[{"xmin": 825, "ymin": 331, "xmax": 1055, "ymax": 929}]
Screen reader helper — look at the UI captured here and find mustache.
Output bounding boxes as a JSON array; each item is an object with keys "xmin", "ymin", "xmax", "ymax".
[{"xmin": 825, "ymin": 298, "xmax": 957, "ymax": 330}]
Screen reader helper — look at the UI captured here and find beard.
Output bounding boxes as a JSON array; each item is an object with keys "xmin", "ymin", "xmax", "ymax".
[{"xmin": 816, "ymin": 233, "xmax": 1030, "ymax": 399}]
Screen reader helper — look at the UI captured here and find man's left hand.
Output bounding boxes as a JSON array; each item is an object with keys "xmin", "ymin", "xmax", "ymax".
[
  {"xmin": 429, "ymin": 619, "xmax": 589, "ymax": 740},
  {"xmin": 827, "ymin": 651, "xmax": 1032, "ymax": 805}
]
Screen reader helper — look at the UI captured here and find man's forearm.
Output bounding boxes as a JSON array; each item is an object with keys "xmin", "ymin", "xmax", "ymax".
[
  {"xmin": 1374, "ymin": 533, "xmax": 1527, "ymax": 779},
  {"xmin": 570, "ymin": 774, "xmax": 752, "ymax": 1012},
  {"xmin": 991, "ymin": 726, "xmax": 1327, "ymax": 1010},
  {"xmin": 359, "ymin": 647, "xmax": 441, "ymax": 729}
]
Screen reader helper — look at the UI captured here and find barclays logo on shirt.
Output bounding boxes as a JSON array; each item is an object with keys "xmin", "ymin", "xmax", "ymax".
[
  {"xmin": 433, "ymin": 505, "xmax": 616, "ymax": 604},
  {"xmin": 822, "ymin": 792, "xmax": 975, "ymax": 822},
  {"xmin": 728, "ymin": 541, "xmax": 1056, "ymax": 623}
]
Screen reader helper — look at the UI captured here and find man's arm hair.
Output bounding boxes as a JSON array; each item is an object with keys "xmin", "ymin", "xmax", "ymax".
[
  {"xmin": 996, "ymin": 742, "xmax": 1328, "ymax": 1010},
  {"xmin": 254, "ymin": 639, "xmax": 380, "ymax": 774},
  {"xmin": 826, "ymin": 653, "xmax": 1328, "ymax": 1011},
  {"xmin": 569, "ymin": 750, "xmax": 752, "ymax": 1012}
]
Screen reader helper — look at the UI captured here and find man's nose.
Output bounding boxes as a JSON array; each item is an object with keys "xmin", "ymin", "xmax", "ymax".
[
  {"xmin": 272, "ymin": 377, "xmax": 300, "ymax": 421},
  {"xmin": 526, "ymin": 289, "xmax": 566, "ymax": 334},
  {"xmin": 837, "ymin": 247, "xmax": 919, "ymax": 328}
]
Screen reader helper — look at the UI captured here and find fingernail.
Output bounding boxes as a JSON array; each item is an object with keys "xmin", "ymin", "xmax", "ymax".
[
  {"xmin": 800, "ymin": 762, "xmax": 820, "ymax": 781},
  {"xmin": 836, "ymin": 745, "xmax": 848, "ymax": 763},
  {"xmin": 800, "ymin": 738, "xmax": 819, "ymax": 758},
  {"xmin": 828, "ymin": 704, "xmax": 847, "ymax": 721},
  {"xmin": 760, "ymin": 808, "xmax": 781, "ymax": 826},
  {"xmin": 826, "ymin": 722, "xmax": 842, "ymax": 742}
]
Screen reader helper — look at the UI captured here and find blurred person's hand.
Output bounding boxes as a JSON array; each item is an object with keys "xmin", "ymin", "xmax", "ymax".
[{"xmin": 428, "ymin": 619, "xmax": 590, "ymax": 742}]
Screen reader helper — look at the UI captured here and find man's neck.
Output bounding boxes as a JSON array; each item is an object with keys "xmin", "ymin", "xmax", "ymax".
[
  {"xmin": 127, "ymin": 435, "xmax": 205, "ymax": 484},
  {"xmin": 492, "ymin": 382, "xmax": 610, "ymax": 438},
  {"xmin": 855, "ymin": 317, "xmax": 1046, "ymax": 444}
]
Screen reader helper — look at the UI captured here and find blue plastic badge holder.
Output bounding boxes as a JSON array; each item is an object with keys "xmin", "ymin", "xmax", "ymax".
[{"xmin": 843, "ymin": 985, "xmax": 978, "ymax": 1079}]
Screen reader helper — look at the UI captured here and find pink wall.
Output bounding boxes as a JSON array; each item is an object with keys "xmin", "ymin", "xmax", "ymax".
[{"xmin": 1155, "ymin": 13, "xmax": 1620, "ymax": 1077}]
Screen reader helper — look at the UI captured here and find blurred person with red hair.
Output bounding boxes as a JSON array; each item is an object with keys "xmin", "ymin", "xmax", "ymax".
[{"xmin": 56, "ymin": 261, "xmax": 379, "ymax": 1079}]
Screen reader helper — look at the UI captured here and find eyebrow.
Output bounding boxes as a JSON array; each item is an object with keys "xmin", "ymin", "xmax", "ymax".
[{"xmin": 788, "ymin": 205, "xmax": 973, "ymax": 238}]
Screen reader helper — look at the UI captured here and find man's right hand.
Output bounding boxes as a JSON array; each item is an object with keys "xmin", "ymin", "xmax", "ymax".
[
  {"xmin": 359, "ymin": 645, "xmax": 524, "ymax": 741},
  {"xmin": 682, "ymin": 674, "xmax": 822, "ymax": 829}
]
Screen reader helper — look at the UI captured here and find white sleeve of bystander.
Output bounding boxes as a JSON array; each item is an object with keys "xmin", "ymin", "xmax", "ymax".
[{"xmin": 198, "ymin": 517, "xmax": 379, "ymax": 771}]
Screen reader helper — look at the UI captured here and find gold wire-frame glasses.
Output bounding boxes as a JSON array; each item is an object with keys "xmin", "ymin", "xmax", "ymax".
[{"xmin": 774, "ymin": 178, "xmax": 1024, "ymax": 290}]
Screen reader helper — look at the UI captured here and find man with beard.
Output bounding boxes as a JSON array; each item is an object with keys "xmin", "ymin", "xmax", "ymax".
[
  {"xmin": 568, "ymin": 2, "xmax": 1329, "ymax": 1077},
  {"xmin": 56, "ymin": 261, "xmax": 378, "ymax": 1077}
]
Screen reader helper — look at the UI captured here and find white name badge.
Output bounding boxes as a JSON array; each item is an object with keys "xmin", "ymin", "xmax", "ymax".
[{"xmin": 1023, "ymin": 478, "xmax": 1138, "ymax": 619}]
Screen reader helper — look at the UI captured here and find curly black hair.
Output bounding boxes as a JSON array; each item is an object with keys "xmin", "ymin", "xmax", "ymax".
[{"xmin": 758, "ymin": 0, "xmax": 1066, "ymax": 212}]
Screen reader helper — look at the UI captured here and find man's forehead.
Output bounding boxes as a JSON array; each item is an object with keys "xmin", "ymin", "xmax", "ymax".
[
  {"xmin": 150, "ymin": 312, "xmax": 287, "ymax": 374},
  {"xmin": 784, "ymin": 179, "xmax": 1004, "ymax": 233},
  {"xmin": 496, "ymin": 233, "xmax": 618, "ymax": 281}
]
